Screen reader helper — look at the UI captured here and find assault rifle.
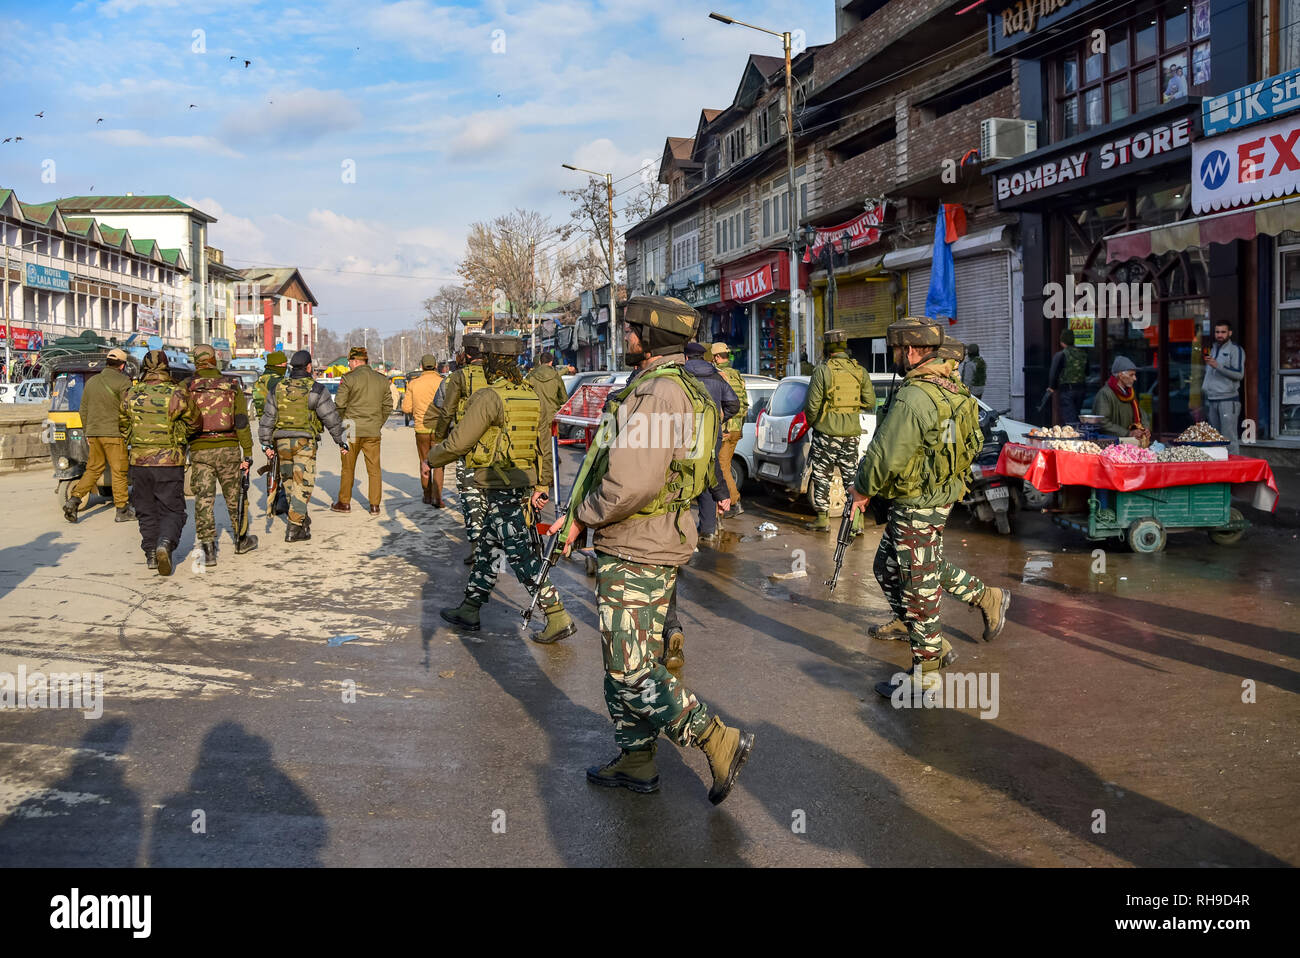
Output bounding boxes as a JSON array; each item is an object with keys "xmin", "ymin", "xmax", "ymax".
[
  {"xmin": 825, "ymin": 498, "xmax": 857, "ymax": 592},
  {"xmin": 257, "ymin": 450, "xmax": 280, "ymax": 516},
  {"xmin": 236, "ymin": 457, "xmax": 251, "ymax": 538}
]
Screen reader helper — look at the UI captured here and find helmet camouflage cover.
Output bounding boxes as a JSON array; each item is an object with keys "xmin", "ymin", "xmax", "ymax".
[
  {"xmin": 479, "ymin": 334, "xmax": 524, "ymax": 356},
  {"xmin": 622, "ymin": 296, "xmax": 699, "ymax": 342},
  {"xmin": 936, "ymin": 338, "xmax": 966, "ymax": 363},
  {"xmin": 887, "ymin": 316, "xmax": 947, "ymax": 348}
]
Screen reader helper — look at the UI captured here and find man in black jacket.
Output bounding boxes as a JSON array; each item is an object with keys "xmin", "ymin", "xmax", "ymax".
[{"xmin": 683, "ymin": 342, "xmax": 739, "ymax": 542}]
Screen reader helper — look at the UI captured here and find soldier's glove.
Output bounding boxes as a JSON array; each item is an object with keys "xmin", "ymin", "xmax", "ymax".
[{"xmin": 241, "ymin": 457, "xmax": 253, "ymax": 473}]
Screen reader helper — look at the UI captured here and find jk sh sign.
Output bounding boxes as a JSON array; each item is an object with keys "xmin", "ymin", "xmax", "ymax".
[
  {"xmin": 1203, "ymin": 68, "xmax": 1300, "ymax": 136},
  {"xmin": 1192, "ymin": 113, "xmax": 1300, "ymax": 212}
]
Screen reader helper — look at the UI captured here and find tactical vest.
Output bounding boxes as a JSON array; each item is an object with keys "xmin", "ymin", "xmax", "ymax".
[
  {"xmin": 253, "ymin": 372, "xmax": 280, "ymax": 416},
  {"xmin": 189, "ymin": 375, "xmax": 239, "ymax": 437},
  {"xmin": 720, "ymin": 365, "xmax": 747, "ymax": 432},
  {"xmin": 826, "ymin": 355, "xmax": 866, "ymax": 416},
  {"xmin": 455, "ymin": 363, "xmax": 487, "ymax": 421},
  {"xmin": 125, "ymin": 381, "xmax": 187, "ymax": 450},
  {"xmin": 884, "ymin": 377, "xmax": 982, "ymax": 501},
  {"xmin": 465, "ymin": 381, "xmax": 541, "ymax": 476},
  {"xmin": 600, "ymin": 366, "xmax": 718, "ymax": 529},
  {"xmin": 972, "ymin": 356, "xmax": 987, "ymax": 389},
  {"xmin": 1061, "ymin": 346, "xmax": 1086, "ymax": 385},
  {"xmin": 274, "ymin": 376, "xmax": 321, "ymax": 435}
]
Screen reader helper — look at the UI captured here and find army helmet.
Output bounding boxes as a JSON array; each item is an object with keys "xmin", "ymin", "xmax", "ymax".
[
  {"xmin": 479, "ymin": 334, "xmax": 524, "ymax": 357},
  {"xmin": 622, "ymin": 295, "xmax": 699, "ymax": 342},
  {"xmin": 936, "ymin": 338, "xmax": 967, "ymax": 363},
  {"xmin": 462, "ymin": 332, "xmax": 485, "ymax": 356},
  {"xmin": 824, "ymin": 329, "xmax": 848, "ymax": 345},
  {"xmin": 887, "ymin": 316, "xmax": 947, "ymax": 348}
]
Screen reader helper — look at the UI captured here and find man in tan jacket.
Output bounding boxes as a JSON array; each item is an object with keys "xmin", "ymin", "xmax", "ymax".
[
  {"xmin": 548, "ymin": 296, "xmax": 754, "ymax": 806},
  {"xmin": 333, "ymin": 345, "xmax": 394, "ymax": 515},
  {"xmin": 402, "ymin": 354, "xmax": 444, "ymax": 506}
]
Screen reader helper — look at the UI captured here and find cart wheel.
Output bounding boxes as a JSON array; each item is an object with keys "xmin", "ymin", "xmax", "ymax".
[
  {"xmin": 1209, "ymin": 507, "xmax": 1245, "ymax": 546},
  {"xmin": 1127, "ymin": 519, "xmax": 1166, "ymax": 553},
  {"xmin": 57, "ymin": 478, "xmax": 74, "ymax": 503}
]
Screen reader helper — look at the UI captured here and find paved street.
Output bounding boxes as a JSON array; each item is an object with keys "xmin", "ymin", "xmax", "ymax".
[{"xmin": 0, "ymin": 419, "xmax": 1297, "ymax": 867}]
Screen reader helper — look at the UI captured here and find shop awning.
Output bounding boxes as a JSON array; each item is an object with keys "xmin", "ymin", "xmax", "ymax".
[
  {"xmin": 880, "ymin": 225, "xmax": 1010, "ymax": 270},
  {"xmin": 1105, "ymin": 195, "xmax": 1300, "ymax": 262}
]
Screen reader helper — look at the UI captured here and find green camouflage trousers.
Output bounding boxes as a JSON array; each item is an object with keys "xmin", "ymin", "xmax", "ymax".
[
  {"xmin": 191, "ymin": 446, "xmax": 249, "ymax": 544},
  {"xmin": 456, "ymin": 461, "xmax": 487, "ymax": 545},
  {"xmin": 275, "ymin": 437, "xmax": 317, "ymax": 523},
  {"xmin": 465, "ymin": 488, "xmax": 559, "ymax": 608},
  {"xmin": 874, "ymin": 503, "xmax": 986, "ymax": 661},
  {"xmin": 597, "ymin": 556, "xmax": 711, "ymax": 751},
  {"xmin": 808, "ymin": 431, "xmax": 860, "ymax": 513}
]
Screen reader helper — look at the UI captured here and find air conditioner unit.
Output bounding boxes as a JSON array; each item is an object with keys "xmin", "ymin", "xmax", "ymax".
[{"xmin": 980, "ymin": 118, "xmax": 1038, "ymax": 162}]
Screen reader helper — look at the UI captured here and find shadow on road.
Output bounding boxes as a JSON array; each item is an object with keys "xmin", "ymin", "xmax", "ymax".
[{"xmin": 0, "ymin": 531, "xmax": 75, "ymax": 602}]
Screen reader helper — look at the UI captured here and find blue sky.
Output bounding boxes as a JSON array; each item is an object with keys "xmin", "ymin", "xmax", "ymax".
[{"xmin": 0, "ymin": 0, "xmax": 833, "ymax": 335}]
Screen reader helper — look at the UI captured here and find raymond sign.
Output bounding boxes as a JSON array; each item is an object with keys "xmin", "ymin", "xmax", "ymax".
[
  {"xmin": 728, "ymin": 264, "xmax": 774, "ymax": 303},
  {"xmin": 802, "ymin": 205, "xmax": 887, "ymax": 261}
]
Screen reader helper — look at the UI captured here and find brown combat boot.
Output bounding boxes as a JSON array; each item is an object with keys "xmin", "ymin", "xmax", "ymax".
[
  {"xmin": 533, "ymin": 601, "xmax": 576, "ymax": 644},
  {"xmin": 586, "ymin": 745, "xmax": 659, "ymax": 793},
  {"xmin": 974, "ymin": 585, "xmax": 1011, "ymax": 641},
  {"xmin": 868, "ymin": 617, "xmax": 908, "ymax": 640},
  {"xmin": 695, "ymin": 716, "xmax": 754, "ymax": 806}
]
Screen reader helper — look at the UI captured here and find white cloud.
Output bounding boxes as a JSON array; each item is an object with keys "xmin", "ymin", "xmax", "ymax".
[
  {"xmin": 219, "ymin": 88, "xmax": 363, "ymax": 146},
  {"xmin": 90, "ymin": 128, "xmax": 242, "ymax": 159},
  {"xmin": 446, "ymin": 112, "xmax": 516, "ymax": 161}
]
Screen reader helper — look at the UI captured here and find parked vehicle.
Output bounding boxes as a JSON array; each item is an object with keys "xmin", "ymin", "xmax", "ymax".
[
  {"xmin": 317, "ymin": 376, "xmax": 342, "ymax": 397},
  {"xmin": 729, "ymin": 375, "xmax": 779, "ymax": 492},
  {"xmin": 962, "ymin": 405, "xmax": 1017, "ymax": 534},
  {"xmin": 11, "ymin": 378, "xmax": 50, "ymax": 404}
]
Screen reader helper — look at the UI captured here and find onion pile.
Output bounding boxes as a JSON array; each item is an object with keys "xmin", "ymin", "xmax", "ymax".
[
  {"xmin": 1157, "ymin": 446, "xmax": 1212, "ymax": 463},
  {"xmin": 1177, "ymin": 422, "xmax": 1227, "ymax": 442},
  {"xmin": 1102, "ymin": 443, "xmax": 1158, "ymax": 463}
]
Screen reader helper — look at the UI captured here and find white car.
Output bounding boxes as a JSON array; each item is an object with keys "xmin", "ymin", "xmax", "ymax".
[{"xmin": 11, "ymin": 378, "xmax": 49, "ymax": 404}]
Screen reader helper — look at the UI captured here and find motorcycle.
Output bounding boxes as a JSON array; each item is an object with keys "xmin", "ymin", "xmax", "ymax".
[{"xmin": 962, "ymin": 406, "xmax": 1018, "ymax": 535}]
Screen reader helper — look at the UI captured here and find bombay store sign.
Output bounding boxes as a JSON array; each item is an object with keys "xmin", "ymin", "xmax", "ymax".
[{"xmin": 995, "ymin": 116, "xmax": 1193, "ymax": 207}]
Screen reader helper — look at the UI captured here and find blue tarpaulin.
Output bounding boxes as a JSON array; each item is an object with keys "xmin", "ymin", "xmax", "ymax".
[{"xmin": 925, "ymin": 204, "xmax": 956, "ymax": 322}]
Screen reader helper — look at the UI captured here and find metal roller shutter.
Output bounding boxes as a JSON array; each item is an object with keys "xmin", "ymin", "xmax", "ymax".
[
  {"xmin": 832, "ymin": 278, "xmax": 894, "ymax": 340},
  {"xmin": 907, "ymin": 252, "xmax": 1012, "ymax": 411}
]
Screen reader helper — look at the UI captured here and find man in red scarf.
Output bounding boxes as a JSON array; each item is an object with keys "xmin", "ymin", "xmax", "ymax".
[{"xmin": 1092, "ymin": 355, "xmax": 1151, "ymax": 443}]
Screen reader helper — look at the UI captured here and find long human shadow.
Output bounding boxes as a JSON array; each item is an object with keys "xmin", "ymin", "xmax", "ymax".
[
  {"xmin": 148, "ymin": 720, "xmax": 328, "ymax": 866},
  {"xmin": 0, "ymin": 718, "xmax": 141, "ymax": 866},
  {"xmin": 414, "ymin": 538, "xmax": 753, "ymax": 866},
  {"xmin": 0, "ymin": 531, "xmax": 76, "ymax": 603},
  {"xmin": 744, "ymin": 721, "xmax": 1015, "ymax": 866}
]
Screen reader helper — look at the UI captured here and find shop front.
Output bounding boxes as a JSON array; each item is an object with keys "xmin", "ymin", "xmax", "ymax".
[
  {"xmin": 809, "ymin": 263, "xmax": 896, "ymax": 373},
  {"xmin": 719, "ymin": 250, "xmax": 807, "ymax": 378},
  {"xmin": 990, "ymin": 100, "xmax": 1206, "ymax": 433}
]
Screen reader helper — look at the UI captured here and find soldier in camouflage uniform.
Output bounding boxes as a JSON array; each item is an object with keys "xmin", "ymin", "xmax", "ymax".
[
  {"xmin": 258, "ymin": 350, "xmax": 350, "ymax": 542},
  {"xmin": 548, "ymin": 296, "xmax": 753, "ymax": 804},
  {"xmin": 252, "ymin": 350, "xmax": 287, "ymax": 419},
  {"xmin": 430, "ymin": 332, "xmax": 487, "ymax": 564},
  {"xmin": 804, "ymin": 329, "xmax": 875, "ymax": 531},
  {"xmin": 186, "ymin": 344, "xmax": 259, "ymax": 566},
  {"xmin": 850, "ymin": 319, "xmax": 1011, "ymax": 697},
  {"xmin": 429, "ymin": 335, "xmax": 576, "ymax": 643},
  {"xmin": 119, "ymin": 349, "xmax": 200, "ymax": 575}
]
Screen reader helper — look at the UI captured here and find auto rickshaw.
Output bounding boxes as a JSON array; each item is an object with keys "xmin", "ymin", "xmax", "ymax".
[{"xmin": 45, "ymin": 351, "xmax": 140, "ymax": 504}]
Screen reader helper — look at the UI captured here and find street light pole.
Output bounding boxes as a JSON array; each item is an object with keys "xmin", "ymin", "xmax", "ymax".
[
  {"xmin": 562, "ymin": 163, "xmax": 618, "ymax": 370},
  {"xmin": 711, "ymin": 12, "xmax": 801, "ymax": 376},
  {"xmin": 3, "ymin": 240, "xmax": 41, "ymax": 383}
]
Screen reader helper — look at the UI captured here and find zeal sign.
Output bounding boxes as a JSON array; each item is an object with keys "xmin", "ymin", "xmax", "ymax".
[{"xmin": 1192, "ymin": 113, "xmax": 1300, "ymax": 212}]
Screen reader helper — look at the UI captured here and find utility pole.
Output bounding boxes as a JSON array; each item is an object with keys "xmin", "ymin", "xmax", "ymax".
[{"xmin": 563, "ymin": 164, "xmax": 618, "ymax": 369}]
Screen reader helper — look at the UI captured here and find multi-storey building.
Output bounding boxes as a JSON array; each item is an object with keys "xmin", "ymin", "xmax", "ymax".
[{"xmin": 231, "ymin": 268, "xmax": 318, "ymax": 359}]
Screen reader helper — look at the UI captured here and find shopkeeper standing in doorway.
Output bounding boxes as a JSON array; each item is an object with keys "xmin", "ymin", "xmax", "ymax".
[{"xmin": 1202, "ymin": 320, "xmax": 1244, "ymax": 454}]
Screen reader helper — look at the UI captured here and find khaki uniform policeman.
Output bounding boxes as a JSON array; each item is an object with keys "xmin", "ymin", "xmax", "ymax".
[
  {"xmin": 64, "ymin": 347, "xmax": 134, "ymax": 524},
  {"xmin": 804, "ymin": 329, "xmax": 875, "ymax": 531},
  {"xmin": 850, "ymin": 319, "xmax": 1010, "ymax": 697},
  {"xmin": 429, "ymin": 335, "xmax": 575, "ymax": 644},
  {"xmin": 549, "ymin": 296, "xmax": 754, "ymax": 805},
  {"xmin": 431, "ymin": 332, "xmax": 488, "ymax": 563},
  {"xmin": 712, "ymin": 342, "xmax": 748, "ymax": 515},
  {"xmin": 333, "ymin": 345, "xmax": 393, "ymax": 515},
  {"xmin": 402, "ymin": 354, "xmax": 445, "ymax": 506}
]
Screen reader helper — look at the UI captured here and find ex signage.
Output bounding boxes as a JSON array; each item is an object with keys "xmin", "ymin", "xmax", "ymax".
[
  {"xmin": 1192, "ymin": 113, "xmax": 1300, "ymax": 212},
  {"xmin": 996, "ymin": 116, "xmax": 1192, "ymax": 206}
]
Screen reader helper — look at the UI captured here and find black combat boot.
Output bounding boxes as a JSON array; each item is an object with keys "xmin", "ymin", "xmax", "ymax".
[
  {"xmin": 145, "ymin": 550, "xmax": 157, "ymax": 571},
  {"xmin": 201, "ymin": 542, "xmax": 217, "ymax": 567},
  {"xmin": 234, "ymin": 534, "xmax": 259, "ymax": 554},
  {"xmin": 63, "ymin": 496, "xmax": 81, "ymax": 524},
  {"xmin": 115, "ymin": 505, "xmax": 136, "ymax": 522},
  {"xmin": 155, "ymin": 539, "xmax": 175, "ymax": 576},
  {"xmin": 285, "ymin": 521, "xmax": 310, "ymax": 543}
]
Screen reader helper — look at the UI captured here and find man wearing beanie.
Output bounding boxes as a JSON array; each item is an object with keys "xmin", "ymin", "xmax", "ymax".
[
  {"xmin": 333, "ymin": 345, "xmax": 393, "ymax": 515},
  {"xmin": 253, "ymin": 350, "xmax": 287, "ymax": 419},
  {"xmin": 402, "ymin": 353, "xmax": 444, "ymax": 506},
  {"xmin": 1093, "ymin": 355, "xmax": 1150, "ymax": 443}
]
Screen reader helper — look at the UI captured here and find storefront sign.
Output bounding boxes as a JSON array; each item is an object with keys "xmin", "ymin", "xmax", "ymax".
[
  {"xmin": 682, "ymin": 278, "xmax": 720, "ymax": 307},
  {"xmin": 802, "ymin": 205, "xmax": 887, "ymax": 261},
  {"xmin": 728, "ymin": 264, "xmax": 775, "ymax": 304},
  {"xmin": 1192, "ymin": 113, "xmax": 1300, "ymax": 212},
  {"xmin": 1068, "ymin": 314, "xmax": 1095, "ymax": 347},
  {"xmin": 0, "ymin": 325, "xmax": 44, "ymax": 351},
  {"xmin": 211, "ymin": 337, "xmax": 230, "ymax": 351},
  {"xmin": 988, "ymin": 0, "xmax": 1100, "ymax": 56},
  {"xmin": 23, "ymin": 263, "xmax": 70, "ymax": 293},
  {"xmin": 995, "ymin": 116, "xmax": 1192, "ymax": 206},
  {"xmin": 136, "ymin": 305, "xmax": 159, "ymax": 335},
  {"xmin": 1203, "ymin": 69, "xmax": 1300, "ymax": 137},
  {"xmin": 1283, "ymin": 376, "xmax": 1300, "ymax": 405}
]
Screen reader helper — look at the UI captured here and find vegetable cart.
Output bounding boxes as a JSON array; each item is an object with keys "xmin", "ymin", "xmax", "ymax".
[{"xmin": 994, "ymin": 443, "xmax": 1279, "ymax": 553}]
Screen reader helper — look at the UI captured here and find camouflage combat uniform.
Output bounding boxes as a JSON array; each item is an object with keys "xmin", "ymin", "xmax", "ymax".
[
  {"xmin": 805, "ymin": 339, "xmax": 875, "ymax": 520},
  {"xmin": 431, "ymin": 356, "xmax": 489, "ymax": 551},
  {"xmin": 187, "ymin": 351, "xmax": 254, "ymax": 546},
  {"xmin": 251, "ymin": 351, "xmax": 287, "ymax": 420},
  {"xmin": 855, "ymin": 356, "xmax": 985, "ymax": 665},
  {"xmin": 259, "ymin": 364, "xmax": 348, "ymax": 531}
]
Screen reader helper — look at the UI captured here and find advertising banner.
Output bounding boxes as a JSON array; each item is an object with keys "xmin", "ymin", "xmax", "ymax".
[{"xmin": 1192, "ymin": 113, "xmax": 1300, "ymax": 212}]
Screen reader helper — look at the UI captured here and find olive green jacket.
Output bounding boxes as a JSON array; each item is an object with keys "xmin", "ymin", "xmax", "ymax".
[
  {"xmin": 853, "ymin": 359, "xmax": 975, "ymax": 508},
  {"xmin": 806, "ymin": 354, "xmax": 875, "ymax": 436},
  {"xmin": 427, "ymin": 381, "xmax": 556, "ymax": 490},
  {"xmin": 81, "ymin": 365, "xmax": 132, "ymax": 438},
  {"xmin": 718, "ymin": 363, "xmax": 748, "ymax": 433},
  {"xmin": 430, "ymin": 361, "xmax": 484, "ymax": 442},
  {"xmin": 1092, "ymin": 384, "xmax": 1136, "ymax": 437},
  {"xmin": 526, "ymin": 364, "xmax": 568, "ymax": 413},
  {"xmin": 336, "ymin": 363, "xmax": 394, "ymax": 438}
]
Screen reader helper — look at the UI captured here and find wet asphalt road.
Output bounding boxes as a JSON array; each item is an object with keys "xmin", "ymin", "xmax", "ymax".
[{"xmin": 0, "ymin": 421, "xmax": 1297, "ymax": 867}]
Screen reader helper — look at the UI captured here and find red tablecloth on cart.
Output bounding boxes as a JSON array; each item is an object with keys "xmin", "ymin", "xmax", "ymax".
[{"xmin": 994, "ymin": 443, "xmax": 1279, "ymax": 512}]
